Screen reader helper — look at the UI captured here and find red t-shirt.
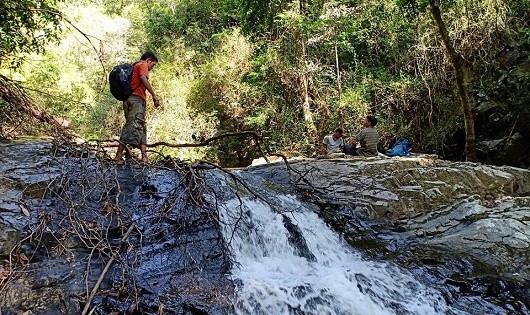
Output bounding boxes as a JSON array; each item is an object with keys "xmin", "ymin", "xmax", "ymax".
[{"xmin": 130, "ymin": 61, "xmax": 149, "ymax": 101}]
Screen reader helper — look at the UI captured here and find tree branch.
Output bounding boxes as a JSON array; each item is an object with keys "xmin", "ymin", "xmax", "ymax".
[
  {"xmin": 81, "ymin": 223, "xmax": 136, "ymax": 315},
  {"xmin": 97, "ymin": 131, "xmax": 265, "ymax": 149}
]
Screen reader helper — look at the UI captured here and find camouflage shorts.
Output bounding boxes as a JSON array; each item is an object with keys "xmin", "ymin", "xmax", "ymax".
[{"xmin": 119, "ymin": 95, "xmax": 147, "ymax": 148}]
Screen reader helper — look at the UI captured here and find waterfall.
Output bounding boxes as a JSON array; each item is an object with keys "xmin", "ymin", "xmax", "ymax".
[{"xmin": 218, "ymin": 193, "xmax": 466, "ymax": 315}]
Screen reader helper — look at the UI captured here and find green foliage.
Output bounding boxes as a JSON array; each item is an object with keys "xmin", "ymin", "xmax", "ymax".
[
  {"xmin": 3, "ymin": 0, "xmax": 529, "ymax": 165},
  {"xmin": 237, "ymin": 0, "xmax": 290, "ymax": 35},
  {"xmin": 15, "ymin": 3, "xmax": 132, "ymax": 139},
  {"xmin": 187, "ymin": 29, "xmax": 254, "ymax": 121},
  {"xmin": 0, "ymin": 0, "xmax": 62, "ymax": 68},
  {"xmin": 141, "ymin": 0, "xmax": 237, "ymax": 52}
]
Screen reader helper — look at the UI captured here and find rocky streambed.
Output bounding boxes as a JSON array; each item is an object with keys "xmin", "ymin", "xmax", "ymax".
[
  {"xmin": 248, "ymin": 156, "xmax": 530, "ymax": 313},
  {"xmin": 1, "ymin": 139, "xmax": 530, "ymax": 314},
  {"xmin": 0, "ymin": 139, "xmax": 233, "ymax": 314}
]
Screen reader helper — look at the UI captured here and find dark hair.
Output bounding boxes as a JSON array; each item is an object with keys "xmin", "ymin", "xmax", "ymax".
[
  {"xmin": 366, "ymin": 115, "xmax": 377, "ymax": 127},
  {"xmin": 334, "ymin": 127, "xmax": 344, "ymax": 134},
  {"xmin": 140, "ymin": 51, "xmax": 158, "ymax": 62}
]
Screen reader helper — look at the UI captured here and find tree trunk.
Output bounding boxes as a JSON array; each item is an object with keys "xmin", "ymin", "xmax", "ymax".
[
  {"xmin": 429, "ymin": 0, "xmax": 477, "ymax": 162},
  {"xmin": 300, "ymin": 40, "xmax": 316, "ymax": 135},
  {"xmin": 335, "ymin": 44, "xmax": 343, "ymax": 126},
  {"xmin": 297, "ymin": 0, "xmax": 317, "ymax": 140}
]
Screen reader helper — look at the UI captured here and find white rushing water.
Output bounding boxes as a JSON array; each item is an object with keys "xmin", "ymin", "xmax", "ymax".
[{"xmin": 218, "ymin": 194, "xmax": 466, "ymax": 315}]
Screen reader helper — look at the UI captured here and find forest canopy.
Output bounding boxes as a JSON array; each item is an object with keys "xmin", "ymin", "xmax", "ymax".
[
  {"xmin": 1, "ymin": 0, "xmax": 529, "ymax": 167},
  {"xmin": 0, "ymin": 0, "xmax": 62, "ymax": 68}
]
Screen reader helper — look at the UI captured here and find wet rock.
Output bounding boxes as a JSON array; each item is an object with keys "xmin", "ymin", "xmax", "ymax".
[
  {"xmin": 0, "ymin": 223, "xmax": 20, "ymax": 256},
  {"xmin": 2, "ymin": 286, "xmax": 80, "ymax": 315},
  {"xmin": 0, "ymin": 140, "xmax": 234, "ymax": 315},
  {"xmin": 245, "ymin": 155, "xmax": 530, "ymax": 311},
  {"xmin": 404, "ymin": 198, "xmax": 530, "ymax": 273},
  {"xmin": 3, "ymin": 139, "xmax": 530, "ymax": 314}
]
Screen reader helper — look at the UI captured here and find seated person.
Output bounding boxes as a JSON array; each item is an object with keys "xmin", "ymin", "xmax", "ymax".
[
  {"xmin": 321, "ymin": 127, "xmax": 345, "ymax": 156},
  {"xmin": 344, "ymin": 116, "xmax": 379, "ymax": 157}
]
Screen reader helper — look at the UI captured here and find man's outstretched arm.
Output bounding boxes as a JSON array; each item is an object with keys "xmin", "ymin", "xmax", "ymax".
[{"xmin": 140, "ymin": 74, "xmax": 161, "ymax": 108}]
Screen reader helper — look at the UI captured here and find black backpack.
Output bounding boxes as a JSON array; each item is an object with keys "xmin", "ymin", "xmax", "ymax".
[{"xmin": 109, "ymin": 63, "xmax": 134, "ymax": 101}]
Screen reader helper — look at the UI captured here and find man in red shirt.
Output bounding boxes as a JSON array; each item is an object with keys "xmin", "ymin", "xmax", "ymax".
[{"xmin": 114, "ymin": 51, "xmax": 161, "ymax": 164}]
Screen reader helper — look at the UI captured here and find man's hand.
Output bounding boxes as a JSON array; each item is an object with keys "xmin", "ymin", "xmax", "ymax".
[{"xmin": 153, "ymin": 95, "xmax": 162, "ymax": 108}]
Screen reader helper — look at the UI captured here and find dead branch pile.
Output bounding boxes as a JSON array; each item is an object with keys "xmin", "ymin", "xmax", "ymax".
[{"xmin": 0, "ymin": 137, "xmax": 308, "ymax": 313}]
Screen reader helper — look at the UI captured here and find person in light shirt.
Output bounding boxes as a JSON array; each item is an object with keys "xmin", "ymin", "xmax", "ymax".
[{"xmin": 321, "ymin": 127, "xmax": 346, "ymax": 156}]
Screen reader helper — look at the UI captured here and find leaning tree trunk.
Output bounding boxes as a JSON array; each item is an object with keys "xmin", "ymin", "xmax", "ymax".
[
  {"xmin": 0, "ymin": 75, "xmax": 71, "ymax": 130},
  {"xmin": 429, "ymin": 0, "xmax": 478, "ymax": 162}
]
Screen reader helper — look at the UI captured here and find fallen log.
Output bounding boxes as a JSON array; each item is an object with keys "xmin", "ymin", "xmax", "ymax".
[
  {"xmin": 97, "ymin": 131, "xmax": 264, "ymax": 149},
  {"xmin": 0, "ymin": 74, "xmax": 71, "ymax": 129},
  {"xmin": 92, "ymin": 131, "xmax": 273, "ymax": 163}
]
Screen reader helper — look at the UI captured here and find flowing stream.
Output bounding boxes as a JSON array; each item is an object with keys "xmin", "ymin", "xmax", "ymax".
[
  {"xmin": 218, "ymin": 191, "xmax": 464, "ymax": 315},
  {"xmin": 2, "ymin": 140, "xmax": 527, "ymax": 314}
]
